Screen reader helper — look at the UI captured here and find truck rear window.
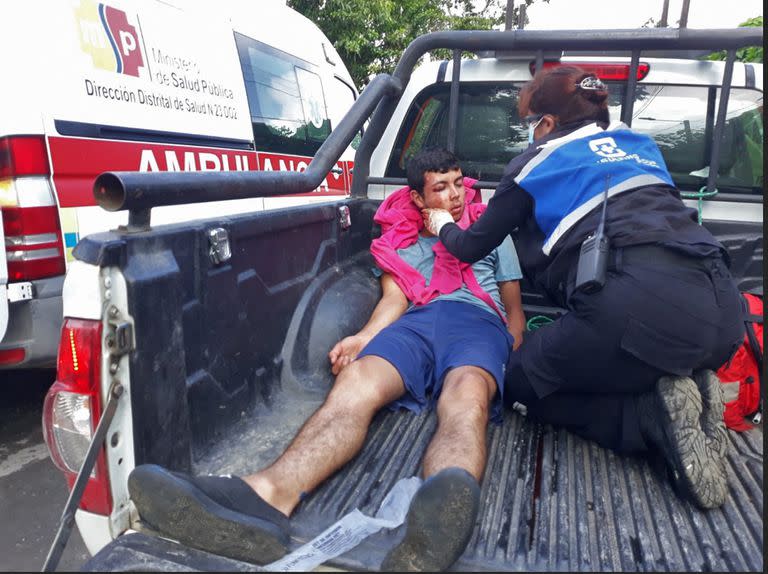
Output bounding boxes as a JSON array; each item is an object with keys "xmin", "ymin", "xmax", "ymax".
[{"xmin": 386, "ymin": 81, "xmax": 763, "ymax": 195}]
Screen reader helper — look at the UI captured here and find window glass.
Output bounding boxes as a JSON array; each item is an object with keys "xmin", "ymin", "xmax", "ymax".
[
  {"xmin": 387, "ymin": 82, "xmax": 763, "ymax": 194},
  {"xmin": 326, "ymin": 77, "xmax": 356, "ymax": 126},
  {"xmin": 235, "ymin": 33, "xmax": 331, "ymax": 157},
  {"xmin": 386, "ymin": 83, "xmax": 527, "ymax": 181},
  {"xmin": 295, "ymin": 67, "xmax": 330, "ymax": 144},
  {"xmin": 622, "ymin": 85, "xmax": 763, "ymax": 194},
  {"xmin": 326, "ymin": 77, "xmax": 362, "ymax": 150}
]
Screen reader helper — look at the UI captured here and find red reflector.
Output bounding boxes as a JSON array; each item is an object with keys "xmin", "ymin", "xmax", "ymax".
[
  {"xmin": 1, "ymin": 205, "xmax": 60, "ymax": 236},
  {"xmin": 0, "ymin": 348, "xmax": 26, "ymax": 365},
  {"xmin": 0, "ymin": 136, "xmax": 50, "ymax": 178},
  {"xmin": 1, "ymin": 205, "xmax": 65, "ymax": 281},
  {"xmin": 6, "ymin": 257, "xmax": 66, "ymax": 283},
  {"xmin": 531, "ymin": 61, "xmax": 650, "ymax": 81}
]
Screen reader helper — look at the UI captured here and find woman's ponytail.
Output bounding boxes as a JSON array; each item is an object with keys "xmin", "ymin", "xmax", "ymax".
[{"xmin": 519, "ymin": 66, "xmax": 611, "ymax": 127}]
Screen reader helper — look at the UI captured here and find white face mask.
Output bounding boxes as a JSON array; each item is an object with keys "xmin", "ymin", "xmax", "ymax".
[{"xmin": 527, "ymin": 116, "xmax": 544, "ymax": 144}]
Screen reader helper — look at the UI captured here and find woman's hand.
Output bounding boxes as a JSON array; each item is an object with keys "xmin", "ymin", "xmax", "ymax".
[{"xmin": 422, "ymin": 208, "xmax": 454, "ymax": 236}]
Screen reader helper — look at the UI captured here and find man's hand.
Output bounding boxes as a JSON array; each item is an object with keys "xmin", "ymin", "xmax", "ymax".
[
  {"xmin": 422, "ymin": 208, "xmax": 454, "ymax": 235},
  {"xmin": 328, "ymin": 273, "xmax": 408, "ymax": 376},
  {"xmin": 328, "ymin": 334, "xmax": 370, "ymax": 376},
  {"xmin": 499, "ymin": 280, "xmax": 526, "ymax": 352},
  {"xmin": 509, "ymin": 326, "xmax": 524, "ymax": 351}
]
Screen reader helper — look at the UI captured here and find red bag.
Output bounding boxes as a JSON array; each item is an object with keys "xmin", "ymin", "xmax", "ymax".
[{"xmin": 716, "ymin": 292, "xmax": 763, "ymax": 431}]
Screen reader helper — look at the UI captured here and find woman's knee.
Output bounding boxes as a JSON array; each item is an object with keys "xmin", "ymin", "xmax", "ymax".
[{"xmin": 504, "ymin": 352, "xmax": 539, "ymax": 406}]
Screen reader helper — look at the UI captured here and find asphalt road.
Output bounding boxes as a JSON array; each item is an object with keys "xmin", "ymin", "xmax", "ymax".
[{"xmin": 0, "ymin": 369, "xmax": 90, "ymax": 572}]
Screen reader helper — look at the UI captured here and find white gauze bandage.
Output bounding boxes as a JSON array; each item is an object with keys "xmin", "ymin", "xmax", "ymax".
[{"xmin": 424, "ymin": 209, "xmax": 454, "ymax": 236}]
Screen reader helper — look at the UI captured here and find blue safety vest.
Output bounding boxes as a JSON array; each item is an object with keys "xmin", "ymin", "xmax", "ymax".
[{"xmin": 514, "ymin": 122, "xmax": 675, "ymax": 255}]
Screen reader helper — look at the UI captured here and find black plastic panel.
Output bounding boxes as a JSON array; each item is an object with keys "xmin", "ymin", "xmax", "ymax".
[
  {"xmin": 82, "ymin": 532, "xmax": 255, "ymax": 572},
  {"xmin": 704, "ymin": 219, "xmax": 763, "ymax": 293},
  {"xmin": 73, "ymin": 199, "xmax": 378, "ymax": 468}
]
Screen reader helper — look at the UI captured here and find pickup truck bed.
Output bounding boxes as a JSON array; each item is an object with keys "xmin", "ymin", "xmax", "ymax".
[
  {"xmin": 85, "ymin": 397, "xmax": 763, "ymax": 571},
  {"xmin": 79, "ymin": 199, "xmax": 763, "ymax": 572}
]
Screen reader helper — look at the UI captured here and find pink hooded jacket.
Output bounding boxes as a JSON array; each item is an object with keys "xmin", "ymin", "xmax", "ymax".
[{"xmin": 369, "ymin": 177, "xmax": 506, "ymax": 322}]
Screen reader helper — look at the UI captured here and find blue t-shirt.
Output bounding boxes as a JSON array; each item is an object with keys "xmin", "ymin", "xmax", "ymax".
[{"xmin": 393, "ymin": 234, "xmax": 522, "ymax": 316}]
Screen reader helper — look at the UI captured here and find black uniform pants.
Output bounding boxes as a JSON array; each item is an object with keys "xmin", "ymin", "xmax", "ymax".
[{"xmin": 504, "ymin": 245, "xmax": 744, "ymax": 453}]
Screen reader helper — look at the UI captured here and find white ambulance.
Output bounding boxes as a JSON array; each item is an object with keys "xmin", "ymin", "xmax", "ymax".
[{"xmin": 0, "ymin": 0, "xmax": 360, "ymax": 369}]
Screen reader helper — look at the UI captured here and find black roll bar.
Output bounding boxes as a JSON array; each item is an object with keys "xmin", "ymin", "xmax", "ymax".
[
  {"xmin": 620, "ymin": 50, "xmax": 641, "ymax": 126},
  {"xmin": 354, "ymin": 27, "xmax": 760, "ymax": 198},
  {"xmin": 93, "ymin": 27, "xmax": 762, "ymax": 226},
  {"xmin": 706, "ymin": 48, "xmax": 736, "ymax": 196},
  {"xmin": 94, "ymin": 73, "xmax": 401, "ymax": 217},
  {"xmin": 446, "ymin": 49, "xmax": 462, "ymax": 153}
]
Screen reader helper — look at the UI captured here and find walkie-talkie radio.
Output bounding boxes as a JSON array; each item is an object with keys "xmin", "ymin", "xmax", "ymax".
[{"xmin": 574, "ymin": 175, "xmax": 611, "ymax": 294}]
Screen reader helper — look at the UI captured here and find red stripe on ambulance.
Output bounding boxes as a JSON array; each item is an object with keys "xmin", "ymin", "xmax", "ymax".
[
  {"xmin": 48, "ymin": 136, "xmax": 349, "ymax": 208},
  {"xmin": 258, "ymin": 152, "xmax": 349, "ymax": 196}
]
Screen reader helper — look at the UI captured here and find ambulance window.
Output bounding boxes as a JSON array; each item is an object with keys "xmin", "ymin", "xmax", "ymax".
[
  {"xmin": 326, "ymin": 77, "xmax": 361, "ymax": 149},
  {"xmin": 235, "ymin": 33, "xmax": 331, "ymax": 157}
]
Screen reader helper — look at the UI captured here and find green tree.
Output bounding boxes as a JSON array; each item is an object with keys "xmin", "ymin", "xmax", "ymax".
[
  {"xmin": 706, "ymin": 16, "xmax": 763, "ymax": 63},
  {"xmin": 288, "ymin": 0, "xmax": 547, "ymax": 88}
]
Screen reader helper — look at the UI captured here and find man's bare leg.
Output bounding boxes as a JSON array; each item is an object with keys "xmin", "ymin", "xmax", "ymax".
[
  {"xmin": 126, "ymin": 355, "xmax": 405, "ymax": 564},
  {"xmin": 243, "ymin": 355, "xmax": 405, "ymax": 516},
  {"xmin": 422, "ymin": 365, "xmax": 497, "ymax": 480},
  {"xmin": 382, "ymin": 365, "xmax": 497, "ymax": 572}
]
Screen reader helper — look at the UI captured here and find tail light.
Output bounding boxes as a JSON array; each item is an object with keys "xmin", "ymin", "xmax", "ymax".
[
  {"xmin": 530, "ymin": 61, "xmax": 650, "ymax": 81},
  {"xmin": 43, "ymin": 318, "xmax": 113, "ymax": 515},
  {"xmin": 0, "ymin": 136, "xmax": 65, "ymax": 282},
  {"xmin": 0, "ymin": 348, "xmax": 26, "ymax": 365},
  {"xmin": 0, "ymin": 136, "xmax": 50, "ymax": 178}
]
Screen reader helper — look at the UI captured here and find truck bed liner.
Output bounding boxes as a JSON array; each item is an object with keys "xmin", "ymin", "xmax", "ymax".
[
  {"xmin": 86, "ymin": 384, "xmax": 763, "ymax": 572},
  {"xmin": 282, "ymin": 409, "xmax": 763, "ymax": 572}
]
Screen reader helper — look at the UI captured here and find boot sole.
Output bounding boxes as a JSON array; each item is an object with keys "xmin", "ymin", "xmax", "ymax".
[
  {"xmin": 657, "ymin": 376, "xmax": 727, "ymax": 509},
  {"xmin": 128, "ymin": 465, "xmax": 289, "ymax": 564},
  {"xmin": 381, "ymin": 468, "xmax": 480, "ymax": 571}
]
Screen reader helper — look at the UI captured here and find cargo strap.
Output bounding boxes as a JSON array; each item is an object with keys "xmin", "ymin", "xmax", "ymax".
[{"xmin": 680, "ymin": 186, "xmax": 719, "ymax": 225}]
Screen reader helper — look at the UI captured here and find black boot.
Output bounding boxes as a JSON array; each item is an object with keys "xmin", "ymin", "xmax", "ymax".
[
  {"xmin": 693, "ymin": 369, "xmax": 729, "ymax": 461},
  {"xmin": 128, "ymin": 464, "xmax": 290, "ymax": 564},
  {"xmin": 638, "ymin": 375, "xmax": 728, "ymax": 509},
  {"xmin": 381, "ymin": 467, "xmax": 480, "ymax": 571}
]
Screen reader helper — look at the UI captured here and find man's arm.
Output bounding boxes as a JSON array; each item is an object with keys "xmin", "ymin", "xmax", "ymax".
[
  {"xmin": 328, "ymin": 273, "xmax": 409, "ymax": 375},
  {"xmin": 499, "ymin": 280, "xmax": 525, "ymax": 351}
]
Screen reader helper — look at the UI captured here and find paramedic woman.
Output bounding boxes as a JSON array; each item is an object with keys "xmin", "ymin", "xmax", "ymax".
[{"xmin": 422, "ymin": 66, "xmax": 744, "ymax": 510}]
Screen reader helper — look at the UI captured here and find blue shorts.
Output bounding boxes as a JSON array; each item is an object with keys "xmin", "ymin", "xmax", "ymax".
[{"xmin": 358, "ymin": 300, "xmax": 513, "ymax": 419}]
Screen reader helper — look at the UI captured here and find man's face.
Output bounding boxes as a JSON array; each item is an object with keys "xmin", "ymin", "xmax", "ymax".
[{"xmin": 411, "ymin": 168, "xmax": 465, "ymax": 221}]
